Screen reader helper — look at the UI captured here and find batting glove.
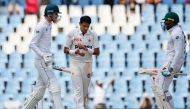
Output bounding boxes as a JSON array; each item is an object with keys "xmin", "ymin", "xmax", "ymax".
[
  {"xmin": 161, "ymin": 67, "xmax": 173, "ymax": 77},
  {"xmin": 42, "ymin": 53, "xmax": 52, "ymax": 66}
]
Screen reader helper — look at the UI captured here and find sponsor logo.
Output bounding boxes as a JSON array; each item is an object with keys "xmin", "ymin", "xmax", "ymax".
[
  {"xmin": 74, "ymin": 38, "xmax": 82, "ymax": 42},
  {"xmin": 36, "ymin": 31, "xmax": 40, "ymax": 33},
  {"xmin": 87, "ymin": 73, "xmax": 91, "ymax": 78},
  {"xmin": 75, "ymin": 45, "xmax": 92, "ymax": 49}
]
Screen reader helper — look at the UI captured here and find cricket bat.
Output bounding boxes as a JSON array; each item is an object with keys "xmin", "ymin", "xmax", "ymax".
[
  {"xmin": 52, "ymin": 65, "xmax": 71, "ymax": 73},
  {"xmin": 139, "ymin": 68, "xmax": 187, "ymax": 76}
]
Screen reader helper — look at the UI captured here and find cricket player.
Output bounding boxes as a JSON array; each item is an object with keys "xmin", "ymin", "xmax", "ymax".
[
  {"xmin": 64, "ymin": 16, "xmax": 100, "ymax": 109},
  {"xmin": 22, "ymin": 4, "xmax": 63, "ymax": 109},
  {"xmin": 151, "ymin": 12, "xmax": 187, "ymax": 109}
]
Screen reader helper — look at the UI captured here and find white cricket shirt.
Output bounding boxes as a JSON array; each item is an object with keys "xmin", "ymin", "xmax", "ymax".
[
  {"xmin": 64, "ymin": 28, "xmax": 99, "ymax": 62},
  {"xmin": 29, "ymin": 18, "xmax": 52, "ymax": 57},
  {"xmin": 163, "ymin": 25, "xmax": 187, "ymax": 73}
]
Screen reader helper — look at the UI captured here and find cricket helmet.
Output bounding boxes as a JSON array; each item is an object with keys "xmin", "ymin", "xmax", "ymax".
[
  {"xmin": 44, "ymin": 4, "xmax": 61, "ymax": 15},
  {"xmin": 162, "ymin": 12, "xmax": 179, "ymax": 23}
]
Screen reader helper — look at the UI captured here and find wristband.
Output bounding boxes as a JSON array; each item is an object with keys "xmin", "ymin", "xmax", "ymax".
[
  {"xmin": 88, "ymin": 48, "xmax": 94, "ymax": 54},
  {"xmin": 69, "ymin": 50, "xmax": 76, "ymax": 54}
]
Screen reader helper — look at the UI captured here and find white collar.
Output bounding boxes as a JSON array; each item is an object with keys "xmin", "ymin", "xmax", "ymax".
[
  {"xmin": 168, "ymin": 25, "xmax": 178, "ymax": 34},
  {"xmin": 44, "ymin": 18, "xmax": 52, "ymax": 26}
]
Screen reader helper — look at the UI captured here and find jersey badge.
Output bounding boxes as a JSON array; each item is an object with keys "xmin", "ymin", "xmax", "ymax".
[
  {"xmin": 176, "ymin": 36, "xmax": 179, "ymax": 40},
  {"xmin": 36, "ymin": 31, "xmax": 40, "ymax": 33},
  {"xmin": 88, "ymin": 39, "xmax": 91, "ymax": 42},
  {"xmin": 87, "ymin": 73, "xmax": 91, "ymax": 78},
  {"xmin": 72, "ymin": 72, "xmax": 75, "ymax": 76}
]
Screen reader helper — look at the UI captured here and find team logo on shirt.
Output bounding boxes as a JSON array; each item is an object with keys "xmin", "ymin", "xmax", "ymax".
[
  {"xmin": 88, "ymin": 39, "xmax": 91, "ymax": 42},
  {"xmin": 71, "ymin": 72, "xmax": 75, "ymax": 76},
  {"xmin": 176, "ymin": 36, "xmax": 179, "ymax": 39},
  {"xmin": 87, "ymin": 73, "xmax": 91, "ymax": 78}
]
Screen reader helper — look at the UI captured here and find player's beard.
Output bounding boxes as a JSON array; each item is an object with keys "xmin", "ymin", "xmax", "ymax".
[{"xmin": 164, "ymin": 20, "xmax": 174, "ymax": 30}]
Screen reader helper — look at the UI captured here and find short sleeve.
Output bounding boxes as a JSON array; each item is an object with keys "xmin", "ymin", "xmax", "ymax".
[
  {"xmin": 64, "ymin": 30, "xmax": 74, "ymax": 48},
  {"xmin": 92, "ymin": 31, "xmax": 99, "ymax": 48}
]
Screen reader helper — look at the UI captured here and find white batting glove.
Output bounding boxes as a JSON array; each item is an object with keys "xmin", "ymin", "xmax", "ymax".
[{"xmin": 42, "ymin": 53, "xmax": 52, "ymax": 66}]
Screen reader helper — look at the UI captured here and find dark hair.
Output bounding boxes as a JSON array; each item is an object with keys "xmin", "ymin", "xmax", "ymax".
[{"xmin": 80, "ymin": 16, "xmax": 91, "ymax": 24}]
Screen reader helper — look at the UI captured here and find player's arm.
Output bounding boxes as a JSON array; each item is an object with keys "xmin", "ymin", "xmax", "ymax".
[
  {"xmin": 92, "ymin": 30, "xmax": 100, "ymax": 56},
  {"xmin": 64, "ymin": 47, "xmax": 80, "ymax": 55},
  {"xmin": 106, "ymin": 72, "xmax": 116, "ymax": 88},
  {"xmin": 29, "ymin": 25, "xmax": 44, "ymax": 57},
  {"xmin": 170, "ymin": 33, "xmax": 184, "ymax": 73},
  {"xmin": 139, "ymin": 100, "xmax": 144, "ymax": 108},
  {"xmin": 64, "ymin": 30, "xmax": 73, "ymax": 54},
  {"xmin": 64, "ymin": 30, "xmax": 83, "ymax": 55},
  {"xmin": 93, "ymin": 48, "xmax": 100, "ymax": 55}
]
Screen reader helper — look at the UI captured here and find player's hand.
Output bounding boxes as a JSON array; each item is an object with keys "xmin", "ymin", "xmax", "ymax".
[
  {"xmin": 75, "ymin": 49, "xmax": 80, "ymax": 54},
  {"xmin": 78, "ymin": 52, "xmax": 85, "ymax": 57},
  {"xmin": 75, "ymin": 49, "xmax": 85, "ymax": 56},
  {"xmin": 42, "ymin": 53, "xmax": 52, "ymax": 66},
  {"xmin": 78, "ymin": 43, "xmax": 87, "ymax": 51}
]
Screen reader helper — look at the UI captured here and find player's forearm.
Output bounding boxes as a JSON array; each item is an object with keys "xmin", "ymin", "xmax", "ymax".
[
  {"xmin": 64, "ymin": 47, "xmax": 79, "ymax": 55},
  {"xmin": 64, "ymin": 47, "xmax": 71, "ymax": 54},
  {"xmin": 82, "ymin": 47, "xmax": 99, "ymax": 55},
  {"xmin": 107, "ymin": 76, "xmax": 115, "ymax": 87},
  {"xmin": 92, "ymin": 48, "xmax": 100, "ymax": 55},
  {"xmin": 29, "ymin": 43, "xmax": 43, "ymax": 57}
]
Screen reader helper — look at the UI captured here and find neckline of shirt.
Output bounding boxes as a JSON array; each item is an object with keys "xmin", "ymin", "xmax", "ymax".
[
  {"xmin": 78, "ymin": 28, "xmax": 90, "ymax": 35},
  {"xmin": 44, "ymin": 18, "xmax": 52, "ymax": 26},
  {"xmin": 168, "ymin": 25, "xmax": 178, "ymax": 34}
]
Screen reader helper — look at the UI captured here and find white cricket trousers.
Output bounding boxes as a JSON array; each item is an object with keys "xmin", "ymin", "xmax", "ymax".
[
  {"xmin": 24, "ymin": 55, "xmax": 62, "ymax": 107},
  {"xmin": 155, "ymin": 60, "xmax": 183, "ymax": 108},
  {"xmin": 70, "ymin": 61, "xmax": 92, "ymax": 109}
]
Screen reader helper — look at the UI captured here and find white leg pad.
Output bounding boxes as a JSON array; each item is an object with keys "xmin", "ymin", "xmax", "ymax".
[
  {"xmin": 22, "ymin": 86, "xmax": 46, "ymax": 109},
  {"xmin": 151, "ymin": 78, "xmax": 173, "ymax": 109},
  {"xmin": 49, "ymin": 78, "xmax": 63, "ymax": 109}
]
